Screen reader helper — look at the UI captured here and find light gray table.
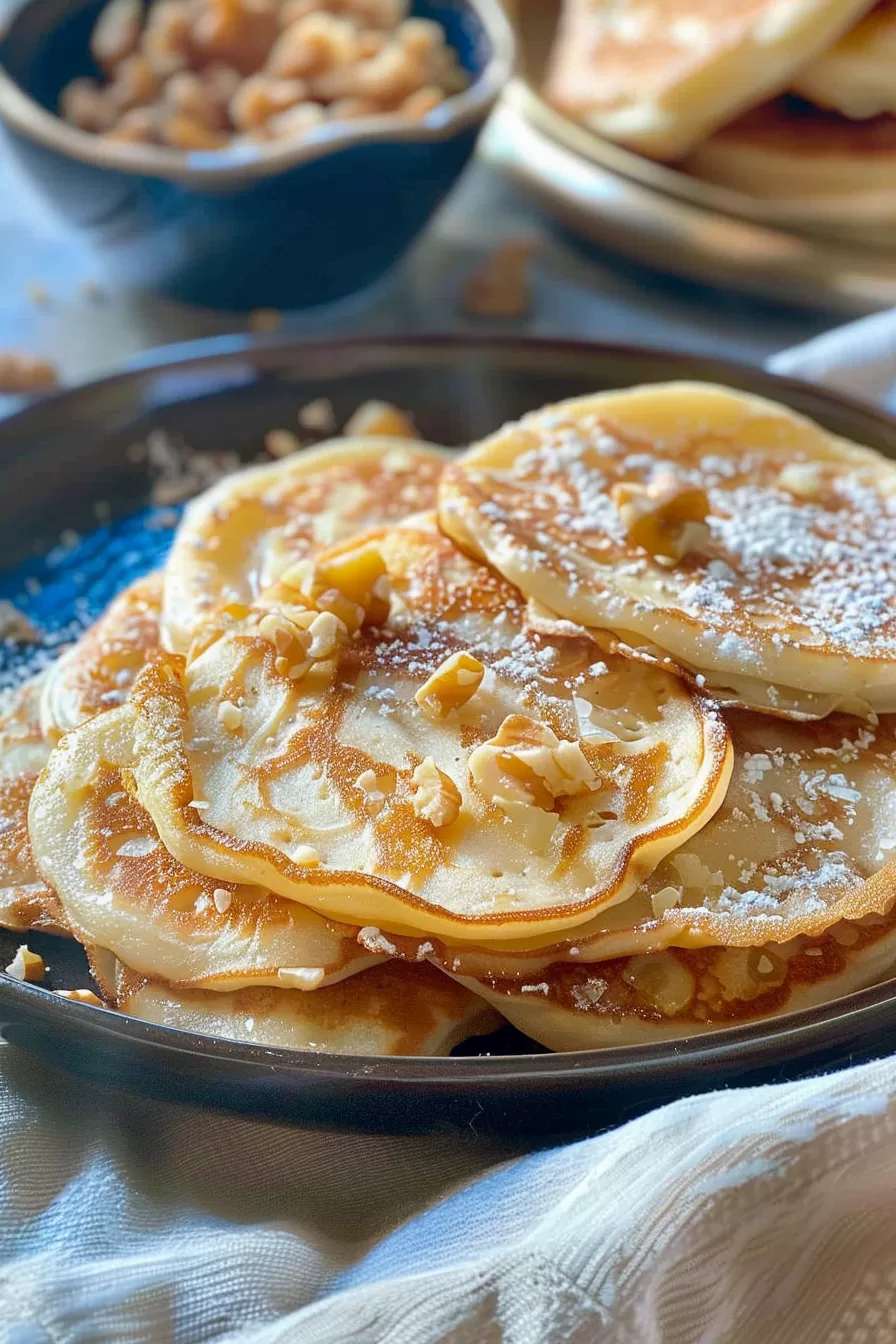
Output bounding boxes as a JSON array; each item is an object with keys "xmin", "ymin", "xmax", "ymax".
[{"xmin": 0, "ymin": 140, "xmax": 837, "ymax": 393}]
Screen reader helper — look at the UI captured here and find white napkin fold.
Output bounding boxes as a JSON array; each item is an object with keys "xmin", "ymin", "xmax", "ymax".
[{"xmin": 4, "ymin": 310, "xmax": 896, "ymax": 1344}]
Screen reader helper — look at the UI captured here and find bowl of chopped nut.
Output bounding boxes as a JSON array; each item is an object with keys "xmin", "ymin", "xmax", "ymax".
[{"xmin": 0, "ymin": 0, "xmax": 513, "ymax": 308}]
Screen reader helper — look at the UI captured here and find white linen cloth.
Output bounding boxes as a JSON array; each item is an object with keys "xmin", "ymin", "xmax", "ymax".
[{"xmin": 4, "ymin": 313, "xmax": 896, "ymax": 1344}]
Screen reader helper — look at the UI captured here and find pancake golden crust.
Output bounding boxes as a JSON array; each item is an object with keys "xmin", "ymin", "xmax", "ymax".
[
  {"xmin": 456, "ymin": 900, "xmax": 896, "ymax": 1050},
  {"xmin": 40, "ymin": 572, "xmax": 162, "ymax": 742},
  {"xmin": 0, "ymin": 676, "xmax": 66, "ymax": 936},
  {"xmin": 543, "ymin": 0, "xmax": 875, "ymax": 159},
  {"xmin": 112, "ymin": 959, "xmax": 503, "ymax": 1055},
  {"xmin": 792, "ymin": 0, "xmax": 896, "ymax": 118},
  {"xmin": 29, "ymin": 706, "xmax": 379, "ymax": 990},
  {"xmin": 161, "ymin": 437, "xmax": 446, "ymax": 654},
  {"xmin": 403, "ymin": 707, "xmax": 896, "ymax": 982},
  {"xmin": 126, "ymin": 518, "xmax": 731, "ymax": 943},
  {"xmin": 440, "ymin": 383, "xmax": 896, "ymax": 712},
  {"xmin": 683, "ymin": 97, "xmax": 896, "ymax": 207}
]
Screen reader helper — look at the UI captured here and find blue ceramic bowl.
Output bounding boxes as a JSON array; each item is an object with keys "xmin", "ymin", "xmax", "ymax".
[{"xmin": 0, "ymin": 0, "xmax": 513, "ymax": 308}]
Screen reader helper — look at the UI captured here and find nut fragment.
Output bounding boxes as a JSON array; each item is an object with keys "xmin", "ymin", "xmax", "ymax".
[
  {"xmin": 410, "ymin": 757, "xmax": 461, "ymax": 828},
  {"xmin": 306, "ymin": 610, "xmax": 347, "ymax": 660},
  {"xmin": 281, "ymin": 541, "xmax": 390, "ymax": 631},
  {"xmin": 778, "ymin": 462, "xmax": 824, "ymax": 500},
  {"xmin": 462, "ymin": 240, "xmax": 535, "ymax": 320},
  {"xmin": 414, "ymin": 650, "xmax": 484, "ymax": 717},
  {"xmin": 355, "ymin": 768, "xmax": 389, "ymax": 817},
  {"xmin": 469, "ymin": 715, "xmax": 598, "ymax": 813},
  {"xmin": 0, "ymin": 352, "xmax": 58, "ymax": 394},
  {"xmin": 265, "ymin": 428, "xmax": 302, "ymax": 458},
  {"xmin": 213, "ymin": 887, "xmax": 233, "ymax": 913},
  {"xmin": 612, "ymin": 471, "xmax": 710, "ymax": 561},
  {"xmin": 258, "ymin": 610, "xmax": 312, "ymax": 680},
  {"xmin": 55, "ymin": 989, "xmax": 104, "ymax": 1005},
  {"xmin": 217, "ymin": 699, "xmax": 243, "ymax": 731},
  {"xmin": 91, "ymin": 0, "xmax": 143, "ymax": 71},
  {"xmin": 344, "ymin": 400, "xmax": 416, "ymax": 438},
  {"xmin": 5, "ymin": 945, "xmax": 45, "ymax": 982}
]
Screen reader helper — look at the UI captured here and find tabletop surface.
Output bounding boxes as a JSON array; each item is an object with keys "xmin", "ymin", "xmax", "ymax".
[{"xmin": 0, "ymin": 136, "xmax": 836, "ymax": 398}]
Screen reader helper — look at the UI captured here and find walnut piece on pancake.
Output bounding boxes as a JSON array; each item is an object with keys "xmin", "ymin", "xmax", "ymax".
[
  {"xmin": 414, "ymin": 650, "xmax": 485, "ymax": 717},
  {"xmin": 280, "ymin": 539, "xmax": 391, "ymax": 631},
  {"xmin": 4, "ymin": 944, "xmax": 45, "ymax": 982},
  {"xmin": 410, "ymin": 757, "xmax": 461, "ymax": 828},
  {"xmin": 469, "ymin": 714, "xmax": 598, "ymax": 814},
  {"xmin": 611, "ymin": 471, "xmax": 710, "ymax": 561}
]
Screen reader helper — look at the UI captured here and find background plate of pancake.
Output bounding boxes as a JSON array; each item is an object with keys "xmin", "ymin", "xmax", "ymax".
[
  {"xmin": 486, "ymin": 0, "xmax": 896, "ymax": 313},
  {"xmin": 7, "ymin": 334, "xmax": 896, "ymax": 1135}
]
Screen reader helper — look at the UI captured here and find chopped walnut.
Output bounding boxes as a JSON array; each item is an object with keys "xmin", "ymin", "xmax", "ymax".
[
  {"xmin": 414, "ymin": 650, "xmax": 484, "ymax": 717},
  {"xmin": 56, "ymin": 988, "xmax": 104, "ymax": 1005},
  {"xmin": 355, "ymin": 767, "xmax": 390, "ymax": 817},
  {"xmin": 306, "ymin": 610, "xmax": 347, "ymax": 659},
  {"xmin": 281, "ymin": 540, "xmax": 390, "ymax": 631},
  {"xmin": 217, "ymin": 699, "xmax": 243, "ymax": 730},
  {"xmin": 0, "ymin": 351, "xmax": 59, "ymax": 394},
  {"xmin": 258, "ymin": 610, "xmax": 312, "ymax": 680},
  {"xmin": 343, "ymin": 400, "xmax": 416, "ymax": 438},
  {"xmin": 265, "ymin": 428, "xmax": 302, "ymax": 458},
  {"xmin": 612, "ymin": 471, "xmax": 710, "ymax": 561},
  {"xmin": 778, "ymin": 462, "xmax": 824, "ymax": 500},
  {"xmin": 410, "ymin": 756, "xmax": 461, "ymax": 828},
  {"xmin": 469, "ymin": 715, "xmax": 598, "ymax": 813},
  {"xmin": 462, "ymin": 240, "xmax": 535, "ymax": 320},
  {"xmin": 91, "ymin": 0, "xmax": 143, "ymax": 71},
  {"xmin": 213, "ymin": 887, "xmax": 233, "ymax": 912},
  {"xmin": 5, "ymin": 945, "xmax": 45, "ymax": 982},
  {"xmin": 298, "ymin": 397, "xmax": 336, "ymax": 432}
]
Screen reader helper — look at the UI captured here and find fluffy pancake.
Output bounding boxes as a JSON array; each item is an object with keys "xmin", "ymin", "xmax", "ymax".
[
  {"xmin": 453, "ymin": 903, "xmax": 896, "ymax": 1049},
  {"xmin": 126, "ymin": 516, "xmax": 731, "ymax": 943},
  {"xmin": 40, "ymin": 572, "xmax": 162, "ymax": 742},
  {"xmin": 403, "ymin": 708, "xmax": 896, "ymax": 980},
  {"xmin": 111, "ymin": 958, "xmax": 502, "ymax": 1055},
  {"xmin": 161, "ymin": 437, "xmax": 446, "ymax": 654},
  {"xmin": 0, "ymin": 675, "xmax": 66, "ymax": 935},
  {"xmin": 683, "ymin": 97, "xmax": 896, "ymax": 213},
  {"xmin": 792, "ymin": 0, "xmax": 896, "ymax": 118},
  {"xmin": 29, "ymin": 706, "xmax": 378, "ymax": 990},
  {"xmin": 542, "ymin": 0, "xmax": 875, "ymax": 159},
  {"xmin": 440, "ymin": 383, "xmax": 896, "ymax": 713}
]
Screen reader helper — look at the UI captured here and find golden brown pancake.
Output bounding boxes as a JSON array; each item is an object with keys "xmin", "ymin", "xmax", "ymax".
[
  {"xmin": 40, "ymin": 572, "xmax": 162, "ymax": 742},
  {"xmin": 793, "ymin": 0, "xmax": 896, "ymax": 118},
  {"xmin": 112, "ymin": 958, "xmax": 502, "ymax": 1055},
  {"xmin": 161, "ymin": 437, "xmax": 446, "ymax": 654},
  {"xmin": 0, "ymin": 676, "xmax": 66, "ymax": 935},
  {"xmin": 542, "ymin": 0, "xmax": 876, "ymax": 159},
  {"xmin": 683, "ymin": 96, "xmax": 896, "ymax": 215},
  {"xmin": 453, "ymin": 903, "xmax": 896, "ymax": 1049},
  {"xmin": 440, "ymin": 383, "xmax": 896, "ymax": 715},
  {"xmin": 124, "ymin": 516, "xmax": 731, "ymax": 944}
]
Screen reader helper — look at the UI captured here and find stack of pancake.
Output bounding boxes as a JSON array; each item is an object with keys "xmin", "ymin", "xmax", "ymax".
[
  {"xmin": 7, "ymin": 382, "xmax": 896, "ymax": 1056},
  {"xmin": 544, "ymin": 0, "xmax": 896, "ymax": 211}
]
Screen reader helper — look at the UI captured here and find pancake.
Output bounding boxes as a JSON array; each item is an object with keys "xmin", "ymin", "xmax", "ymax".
[
  {"xmin": 400, "ymin": 707, "xmax": 896, "ymax": 982},
  {"xmin": 453, "ymin": 903, "xmax": 896, "ymax": 1049},
  {"xmin": 792, "ymin": 0, "xmax": 896, "ymax": 118},
  {"xmin": 126, "ymin": 516, "xmax": 731, "ymax": 944},
  {"xmin": 542, "ymin": 0, "xmax": 875, "ymax": 159},
  {"xmin": 40, "ymin": 571, "xmax": 162, "ymax": 742},
  {"xmin": 29, "ymin": 706, "xmax": 379, "ymax": 990},
  {"xmin": 161, "ymin": 437, "xmax": 446, "ymax": 654},
  {"xmin": 111, "ymin": 958, "xmax": 503, "ymax": 1055},
  {"xmin": 683, "ymin": 97, "xmax": 896, "ymax": 215},
  {"xmin": 439, "ymin": 383, "xmax": 896, "ymax": 714},
  {"xmin": 0, "ymin": 675, "xmax": 66, "ymax": 935}
]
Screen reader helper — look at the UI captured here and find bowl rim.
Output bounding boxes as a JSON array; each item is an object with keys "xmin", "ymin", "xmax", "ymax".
[
  {"xmin": 3, "ymin": 331, "xmax": 896, "ymax": 1088},
  {"xmin": 0, "ymin": 0, "xmax": 515, "ymax": 186}
]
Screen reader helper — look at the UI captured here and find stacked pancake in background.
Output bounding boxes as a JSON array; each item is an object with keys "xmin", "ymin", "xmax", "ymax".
[
  {"xmin": 8, "ymin": 382, "xmax": 896, "ymax": 1055},
  {"xmin": 544, "ymin": 0, "xmax": 896, "ymax": 212}
]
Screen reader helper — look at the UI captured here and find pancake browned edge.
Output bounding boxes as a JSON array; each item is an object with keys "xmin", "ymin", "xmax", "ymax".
[
  {"xmin": 542, "ymin": 0, "xmax": 876, "ymax": 160},
  {"xmin": 683, "ymin": 95, "xmax": 896, "ymax": 213}
]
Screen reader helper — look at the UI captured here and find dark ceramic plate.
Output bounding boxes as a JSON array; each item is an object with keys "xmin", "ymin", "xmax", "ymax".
[{"xmin": 3, "ymin": 334, "xmax": 896, "ymax": 1137}]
